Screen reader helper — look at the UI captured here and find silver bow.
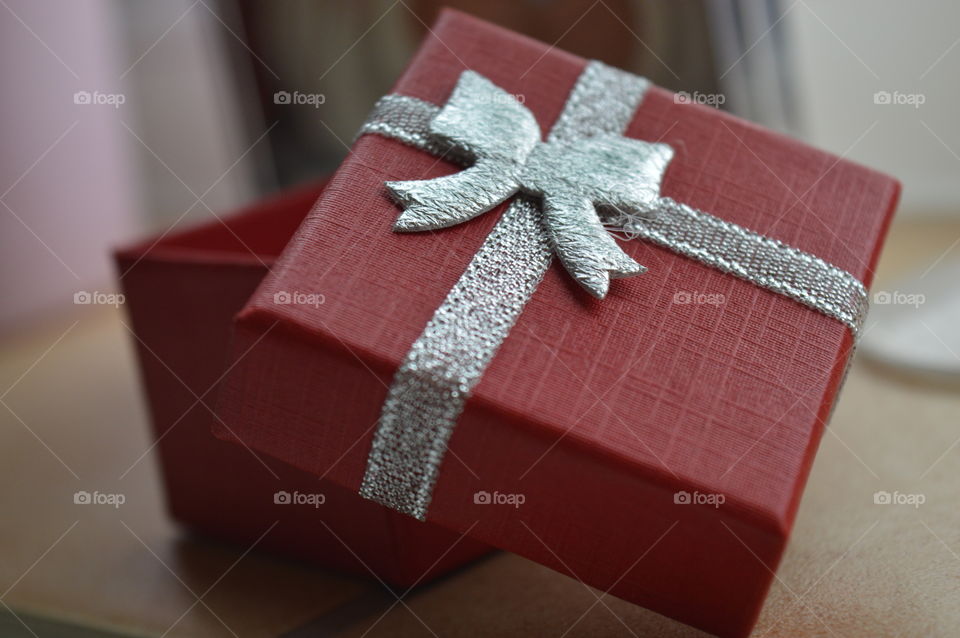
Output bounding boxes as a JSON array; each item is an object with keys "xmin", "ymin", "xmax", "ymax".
[{"xmin": 387, "ymin": 71, "xmax": 674, "ymax": 299}]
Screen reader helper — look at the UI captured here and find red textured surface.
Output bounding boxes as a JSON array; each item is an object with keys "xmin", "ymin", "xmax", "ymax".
[
  {"xmin": 215, "ymin": 10, "xmax": 900, "ymax": 638},
  {"xmin": 116, "ymin": 177, "xmax": 491, "ymax": 587}
]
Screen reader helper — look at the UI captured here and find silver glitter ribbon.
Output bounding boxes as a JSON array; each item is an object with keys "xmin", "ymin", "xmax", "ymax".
[{"xmin": 356, "ymin": 62, "xmax": 867, "ymax": 520}]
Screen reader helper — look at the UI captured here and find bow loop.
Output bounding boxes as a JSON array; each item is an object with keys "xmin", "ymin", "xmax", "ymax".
[
  {"xmin": 430, "ymin": 70, "xmax": 540, "ymax": 162},
  {"xmin": 387, "ymin": 71, "xmax": 539, "ymax": 232},
  {"xmin": 522, "ymin": 134, "xmax": 673, "ymax": 297}
]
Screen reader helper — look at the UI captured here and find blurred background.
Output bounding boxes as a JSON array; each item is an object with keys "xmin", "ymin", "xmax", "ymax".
[
  {"xmin": 2, "ymin": 0, "xmax": 959, "ymax": 330},
  {"xmin": 2, "ymin": 2, "xmax": 960, "ymax": 637}
]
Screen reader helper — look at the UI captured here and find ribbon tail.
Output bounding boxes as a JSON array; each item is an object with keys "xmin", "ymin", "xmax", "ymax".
[
  {"xmin": 360, "ymin": 61, "xmax": 653, "ymax": 520},
  {"xmin": 543, "ymin": 193, "xmax": 645, "ymax": 298},
  {"xmin": 387, "ymin": 159, "xmax": 521, "ymax": 232}
]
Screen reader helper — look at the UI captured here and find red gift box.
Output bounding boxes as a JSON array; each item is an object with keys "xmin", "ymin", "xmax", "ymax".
[
  {"xmin": 116, "ymin": 177, "xmax": 491, "ymax": 586},
  {"xmin": 214, "ymin": 10, "xmax": 899, "ymax": 637}
]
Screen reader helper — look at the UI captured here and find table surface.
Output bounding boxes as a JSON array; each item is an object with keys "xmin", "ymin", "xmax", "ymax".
[{"xmin": 2, "ymin": 218, "xmax": 958, "ymax": 638}]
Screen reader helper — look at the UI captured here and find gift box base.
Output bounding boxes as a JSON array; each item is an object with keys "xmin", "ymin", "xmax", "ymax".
[{"xmin": 116, "ymin": 178, "xmax": 492, "ymax": 587}]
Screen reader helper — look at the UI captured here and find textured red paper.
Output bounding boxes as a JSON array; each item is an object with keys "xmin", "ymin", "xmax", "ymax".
[
  {"xmin": 215, "ymin": 10, "xmax": 899, "ymax": 637},
  {"xmin": 117, "ymin": 178, "xmax": 491, "ymax": 586}
]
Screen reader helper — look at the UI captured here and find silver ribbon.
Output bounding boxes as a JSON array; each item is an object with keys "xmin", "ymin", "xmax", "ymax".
[{"xmin": 356, "ymin": 62, "xmax": 867, "ymax": 520}]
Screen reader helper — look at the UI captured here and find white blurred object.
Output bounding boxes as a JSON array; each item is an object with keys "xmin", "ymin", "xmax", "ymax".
[
  {"xmin": 788, "ymin": 0, "xmax": 960, "ymax": 217},
  {"xmin": 861, "ymin": 260, "xmax": 960, "ymax": 377}
]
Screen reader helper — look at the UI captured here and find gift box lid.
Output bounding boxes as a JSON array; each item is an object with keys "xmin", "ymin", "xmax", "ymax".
[{"xmin": 214, "ymin": 9, "xmax": 898, "ymax": 637}]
